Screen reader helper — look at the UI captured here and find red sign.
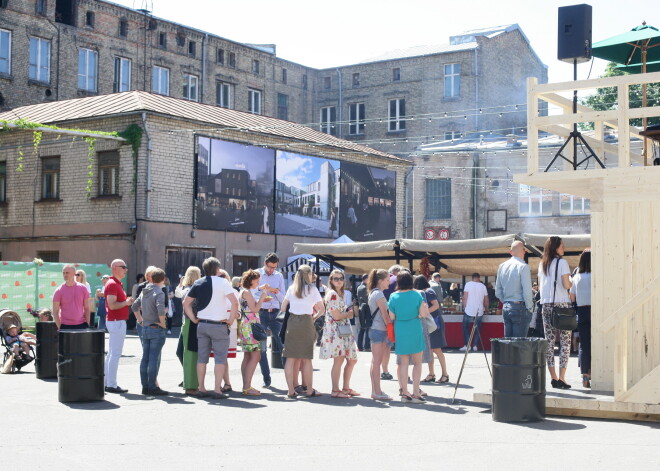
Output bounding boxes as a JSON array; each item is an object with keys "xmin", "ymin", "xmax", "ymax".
[
  {"xmin": 424, "ymin": 228, "xmax": 436, "ymax": 240},
  {"xmin": 438, "ymin": 229, "xmax": 450, "ymax": 240}
]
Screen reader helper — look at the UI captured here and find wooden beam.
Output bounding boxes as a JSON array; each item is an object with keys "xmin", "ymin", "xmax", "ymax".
[
  {"xmin": 527, "ymin": 77, "xmax": 539, "ymax": 173},
  {"xmin": 617, "ymin": 364, "xmax": 660, "ymax": 404},
  {"xmin": 600, "ymin": 275, "xmax": 660, "ymax": 332},
  {"xmin": 533, "ymin": 70, "xmax": 660, "ymax": 93},
  {"xmin": 618, "ymin": 84, "xmax": 631, "ymax": 167}
]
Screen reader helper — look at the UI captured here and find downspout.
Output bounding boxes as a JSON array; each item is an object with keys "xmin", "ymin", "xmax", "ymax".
[
  {"xmin": 201, "ymin": 33, "xmax": 208, "ymax": 102},
  {"xmin": 141, "ymin": 112, "xmax": 152, "ymax": 218},
  {"xmin": 336, "ymin": 68, "xmax": 343, "ymax": 137},
  {"xmin": 474, "ymin": 46, "xmax": 480, "ymax": 133},
  {"xmin": 472, "ymin": 150, "xmax": 478, "ymax": 239},
  {"xmin": 404, "ymin": 165, "xmax": 414, "ymax": 238}
]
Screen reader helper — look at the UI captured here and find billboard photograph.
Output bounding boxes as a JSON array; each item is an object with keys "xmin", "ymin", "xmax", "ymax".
[
  {"xmin": 275, "ymin": 151, "xmax": 340, "ymax": 238},
  {"xmin": 340, "ymin": 163, "xmax": 396, "ymax": 241},
  {"xmin": 196, "ymin": 137, "xmax": 275, "ymax": 233}
]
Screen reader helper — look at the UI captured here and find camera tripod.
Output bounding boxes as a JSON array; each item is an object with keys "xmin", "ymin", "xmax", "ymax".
[{"xmin": 451, "ymin": 315, "xmax": 492, "ymax": 404}]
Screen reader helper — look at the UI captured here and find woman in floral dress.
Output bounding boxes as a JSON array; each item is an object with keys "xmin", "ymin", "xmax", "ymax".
[
  {"xmin": 238, "ymin": 269, "xmax": 270, "ymax": 396},
  {"xmin": 320, "ymin": 269, "xmax": 359, "ymax": 398}
]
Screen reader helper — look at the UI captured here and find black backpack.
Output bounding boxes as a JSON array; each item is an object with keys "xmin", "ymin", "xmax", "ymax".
[{"xmin": 360, "ymin": 289, "xmax": 381, "ymax": 329}]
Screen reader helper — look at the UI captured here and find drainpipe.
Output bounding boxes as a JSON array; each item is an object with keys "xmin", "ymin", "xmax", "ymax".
[
  {"xmin": 472, "ymin": 150, "xmax": 478, "ymax": 239},
  {"xmin": 404, "ymin": 165, "xmax": 414, "ymax": 238},
  {"xmin": 336, "ymin": 68, "xmax": 343, "ymax": 137},
  {"xmin": 141, "ymin": 112, "xmax": 152, "ymax": 218},
  {"xmin": 201, "ymin": 33, "xmax": 208, "ymax": 102},
  {"xmin": 474, "ymin": 46, "xmax": 479, "ymax": 133}
]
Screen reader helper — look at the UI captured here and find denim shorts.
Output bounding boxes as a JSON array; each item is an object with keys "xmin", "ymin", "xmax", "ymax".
[{"xmin": 369, "ymin": 328, "xmax": 392, "ymax": 347}]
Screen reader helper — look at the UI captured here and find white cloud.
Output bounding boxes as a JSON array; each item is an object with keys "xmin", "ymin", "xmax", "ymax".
[{"xmin": 278, "ymin": 154, "xmax": 312, "ymax": 189}]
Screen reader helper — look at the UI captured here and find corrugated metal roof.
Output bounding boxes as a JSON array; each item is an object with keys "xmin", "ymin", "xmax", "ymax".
[
  {"xmin": 0, "ymin": 91, "xmax": 404, "ymax": 161},
  {"xmin": 357, "ymin": 42, "xmax": 477, "ymax": 64}
]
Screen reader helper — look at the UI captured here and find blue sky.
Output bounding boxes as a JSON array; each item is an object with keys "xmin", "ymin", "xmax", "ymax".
[
  {"xmin": 276, "ymin": 151, "xmax": 340, "ymax": 190},
  {"xmin": 208, "ymin": 139, "xmax": 274, "ymax": 178}
]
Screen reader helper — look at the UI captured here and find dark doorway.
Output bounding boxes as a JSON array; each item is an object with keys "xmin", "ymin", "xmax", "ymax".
[
  {"xmin": 165, "ymin": 247, "xmax": 213, "ymax": 326},
  {"xmin": 232, "ymin": 255, "xmax": 260, "ymax": 278},
  {"xmin": 55, "ymin": 0, "xmax": 76, "ymax": 26}
]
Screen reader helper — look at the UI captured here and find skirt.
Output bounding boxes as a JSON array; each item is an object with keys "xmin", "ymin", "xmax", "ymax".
[
  {"xmin": 429, "ymin": 314, "xmax": 447, "ymax": 349},
  {"xmin": 282, "ymin": 314, "xmax": 316, "ymax": 359}
]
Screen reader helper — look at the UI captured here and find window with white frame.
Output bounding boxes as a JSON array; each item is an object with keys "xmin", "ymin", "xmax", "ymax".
[
  {"xmin": 98, "ymin": 151, "xmax": 119, "ymax": 196},
  {"xmin": 348, "ymin": 103, "xmax": 365, "ymax": 135},
  {"xmin": 444, "ymin": 131, "xmax": 462, "ymax": 140},
  {"xmin": 216, "ymin": 81, "xmax": 232, "ymax": 108},
  {"xmin": 152, "ymin": 66, "xmax": 169, "ymax": 95},
  {"xmin": 560, "ymin": 194, "xmax": 590, "ymax": 215},
  {"xmin": 248, "ymin": 89, "xmax": 262, "ymax": 114},
  {"xmin": 320, "ymin": 106, "xmax": 337, "ymax": 136},
  {"xmin": 518, "ymin": 184, "xmax": 552, "ymax": 217},
  {"xmin": 0, "ymin": 29, "xmax": 10, "ymax": 75},
  {"xmin": 29, "ymin": 37, "xmax": 50, "ymax": 82},
  {"xmin": 388, "ymin": 98, "xmax": 406, "ymax": 131},
  {"xmin": 183, "ymin": 74, "xmax": 198, "ymax": 101},
  {"xmin": 113, "ymin": 57, "xmax": 131, "ymax": 92},
  {"xmin": 444, "ymin": 63, "xmax": 460, "ymax": 97},
  {"xmin": 78, "ymin": 48, "xmax": 98, "ymax": 91}
]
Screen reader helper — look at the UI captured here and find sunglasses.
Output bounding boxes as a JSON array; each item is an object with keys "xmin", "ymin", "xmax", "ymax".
[
  {"xmin": 331, "ymin": 277, "xmax": 344, "ymax": 281},
  {"xmin": 114, "ymin": 265, "xmax": 128, "ymax": 270},
  {"xmin": 75, "ymin": 274, "xmax": 82, "ymax": 277}
]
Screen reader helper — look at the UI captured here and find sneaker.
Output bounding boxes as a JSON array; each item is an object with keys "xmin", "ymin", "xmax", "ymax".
[
  {"xmin": 263, "ymin": 376, "xmax": 272, "ymax": 388},
  {"xmin": 148, "ymin": 387, "xmax": 169, "ymax": 396},
  {"xmin": 381, "ymin": 372, "xmax": 393, "ymax": 380},
  {"xmin": 167, "ymin": 330, "xmax": 172, "ymax": 335},
  {"xmin": 459, "ymin": 346, "xmax": 468, "ymax": 352},
  {"xmin": 105, "ymin": 386, "xmax": 127, "ymax": 394},
  {"xmin": 472, "ymin": 346, "xmax": 478, "ymax": 352},
  {"xmin": 411, "ymin": 395, "xmax": 426, "ymax": 404}
]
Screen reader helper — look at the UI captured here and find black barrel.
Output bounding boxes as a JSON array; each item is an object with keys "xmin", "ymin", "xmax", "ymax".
[
  {"xmin": 36, "ymin": 322, "xmax": 59, "ymax": 379},
  {"xmin": 271, "ymin": 349, "xmax": 283, "ymax": 369},
  {"xmin": 58, "ymin": 330, "xmax": 105, "ymax": 402},
  {"xmin": 491, "ymin": 337, "xmax": 547, "ymax": 422}
]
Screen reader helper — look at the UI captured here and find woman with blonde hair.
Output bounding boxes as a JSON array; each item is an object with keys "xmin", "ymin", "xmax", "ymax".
[
  {"xmin": 281, "ymin": 264, "xmax": 325, "ymax": 398},
  {"xmin": 367, "ymin": 268, "xmax": 394, "ymax": 401},
  {"xmin": 320, "ymin": 269, "xmax": 359, "ymax": 398},
  {"xmin": 176, "ymin": 266, "xmax": 202, "ymax": 395},
  {"xmin": 75, "ymin": 269, "xmax": 95, "ymax": 323}
]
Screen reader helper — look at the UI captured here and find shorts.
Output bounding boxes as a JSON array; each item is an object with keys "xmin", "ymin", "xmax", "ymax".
[
  {"xmin": 196, "ymin": 322, "xmax": 230, "ymax": 365},
  {"xmin": 369, "ymin": 328, "xmax": 393, "ymax": 347}
]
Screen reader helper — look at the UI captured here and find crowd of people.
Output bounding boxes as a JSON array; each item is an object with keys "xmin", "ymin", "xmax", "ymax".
[{"xmin": 29, "ymin": 234, "xmax": 591, "ymax": 401}]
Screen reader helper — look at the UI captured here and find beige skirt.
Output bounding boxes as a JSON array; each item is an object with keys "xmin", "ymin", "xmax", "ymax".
[{"xmin": 283, "ymin": 314, "xmax": 315, "ymax": 359}]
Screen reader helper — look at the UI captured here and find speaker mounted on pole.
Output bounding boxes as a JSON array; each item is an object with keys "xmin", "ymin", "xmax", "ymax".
[{"xmin": 558, "ymin": 4, "xmax": 592, "ymax": 63}]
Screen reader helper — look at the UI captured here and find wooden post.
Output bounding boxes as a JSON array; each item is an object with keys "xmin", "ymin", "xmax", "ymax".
[
  {"xmin": 527, "ymin": 77, "xmax": 539, "ymax": 173},
  {"xmin": 617, "ymin": 84, "xmax": 631, "ymax": 168}
]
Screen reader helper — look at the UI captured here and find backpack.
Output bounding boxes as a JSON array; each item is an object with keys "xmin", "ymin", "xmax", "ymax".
[{"xmin": 360, "ymin": 289, "xmax": 381, "ymax": 329}]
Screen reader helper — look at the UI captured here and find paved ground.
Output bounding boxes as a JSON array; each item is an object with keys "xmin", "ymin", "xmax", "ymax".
[{"xmin": 1, "ymin": 331, "xmax": 658, "ymax": 470}]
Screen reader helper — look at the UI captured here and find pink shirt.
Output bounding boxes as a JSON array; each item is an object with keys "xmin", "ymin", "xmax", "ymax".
[{"xmin": 53, "ymin": 283, "xmax": 89, "ymax": 325}]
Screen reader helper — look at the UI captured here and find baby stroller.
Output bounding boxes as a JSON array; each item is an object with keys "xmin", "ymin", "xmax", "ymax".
[{"xmin": 1, "ymin": 309, "xmax": 35, "ymax": 374}]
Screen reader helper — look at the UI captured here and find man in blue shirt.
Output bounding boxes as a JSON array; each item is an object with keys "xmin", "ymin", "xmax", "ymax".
[
  {"xmin": 255, "ymin": 252, "xmax": 286, "ymax": 387},
  {"xmin": 495, "ymin": 241, "xmax": 534, "ymax": 337}
]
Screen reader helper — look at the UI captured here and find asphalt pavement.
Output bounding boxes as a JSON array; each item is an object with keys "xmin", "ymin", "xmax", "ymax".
[{"xmin": 1, "ymin": 331, "xmax": 658, "ymax": 470}]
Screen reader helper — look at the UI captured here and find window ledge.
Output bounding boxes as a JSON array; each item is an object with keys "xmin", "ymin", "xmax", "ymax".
[
  {"xmin": 28, "ymin": 79, "xmax": 51, "ymax": 88},
  {"xmin": 386, "ymin": 130, "xmax": 407, "ymax": 135},
  {"xmin": 35, "ymin": 198, "xmax": 63, "ymax": 204},
  {"xmin": 90, "ymin": 194, "xmax": 122, "ymax": 201},
  {"xmin": 77, "ymin": 89, "xmax": 98, "ymax": 97},
  {"xmin": 442, "ymin": 96, "xmax": 461, "ymax": 102},
  {"xmin": 0, "ymin": 73, "xmax": 12, "ymax": 81}
]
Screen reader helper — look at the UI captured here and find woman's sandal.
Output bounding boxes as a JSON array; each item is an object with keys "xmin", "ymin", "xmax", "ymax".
[
  {"xmin": 294, "ymin": 385, "xmax": 307, "ymax": 394},
  {"xmin": 242, "ymin": 387, "xmax": 261, "ymax": 396},
  {"xmin": 286, "ymin": 392, "xmax": 299, "ymax": 399},
  {"xmin": 400, "ymin": 394, "xmax": 413, "ymax": 403},
  {"xmin": 221, "ymin": 385, "xmax": 233, "ymax": 393},
  {"xmin": 331, "ymin": 390, "xmax": 351, "ymax": 398},
  {"xmin": 342, "ymin": 389, "xmax": 361, "ymax": 397},
  {"xmin": 421, "ymin": 374, "xmax": 436, "ymax": 383},
  {"xmin": 305, "ymin": 389, "xmax": 323, "ymax": 398},
  {"xmin": 437, "ymin": 375, "xmax": 449, "ymax": 384}
]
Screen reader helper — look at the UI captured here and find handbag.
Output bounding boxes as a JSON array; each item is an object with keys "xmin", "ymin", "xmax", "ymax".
[
  {"xmin": 336, "ymin": 321, "xmax": 353, "ymax": 338},
  {"xmin": 386, "ymin": 322, "xmax": 395, "ymax": 342},
  {"xmin": 550, "ymin": 258, "xmax": 577, "ymax": 331},
  {"xmin": 251, "ymin": 321, "xmax": 267, "ymax": 341},
  {"xmin": 424, "ymin": 316, "xmax": 437, "ymax": 334}
]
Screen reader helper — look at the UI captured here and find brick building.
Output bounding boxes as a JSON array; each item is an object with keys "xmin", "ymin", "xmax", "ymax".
[{"xmin": 0, "ymin": 92, "xmax": 409, "ymax": 280}]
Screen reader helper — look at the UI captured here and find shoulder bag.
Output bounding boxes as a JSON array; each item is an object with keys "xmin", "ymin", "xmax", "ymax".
[
  {"xmin": 424, "ymin": 315, "xmax": 437, "ymax": 334},
  {"xmin": 241, "ymin": 298, "xmax": 267, "ymax": 342},
  {"xmin": 550, "ymin": 258, "xmax": 577, "ymax": 331},
  {"xmin": 336, "ymin": 321, "xmax": 353, "ymax": 338}
]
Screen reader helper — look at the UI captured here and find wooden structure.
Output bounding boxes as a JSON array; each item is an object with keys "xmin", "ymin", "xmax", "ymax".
[{"xmin": 516, "ymin": 73, "xmax": 660, "ymax": 404}]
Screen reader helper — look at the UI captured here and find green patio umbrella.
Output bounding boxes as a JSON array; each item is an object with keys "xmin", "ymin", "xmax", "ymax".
[
  {"xmin": 592, "ymin": 22, "xmax": 660, "ymax": 164},
  {"xmin": 616, "ymin": 60, "xmax": 660, "ymax": 74}
]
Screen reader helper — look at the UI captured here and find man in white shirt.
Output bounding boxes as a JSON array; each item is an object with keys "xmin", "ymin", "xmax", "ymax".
[{"xmin": 460, "ymin": 273, "xmax": 489, "ymax": 352}]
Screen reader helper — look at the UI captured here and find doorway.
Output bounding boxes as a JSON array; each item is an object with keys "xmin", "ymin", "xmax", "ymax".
[
  {"xmin": 165, "ymin": 247, "xmax": 213, "ymax": 326},
  {"xmin": 232, "ymin": 255, "xmax": 260, "ymax": 278}
]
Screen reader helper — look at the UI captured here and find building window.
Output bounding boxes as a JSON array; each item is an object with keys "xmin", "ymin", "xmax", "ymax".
[
  {"xmin": 444, "ymin": 131, "xmax": 462, "ymax": 140},
  {"xmin": 183, "ymin": 74, "xmax": 198, "ymax": 101},
  {"xmin": 216, "ymin": 81, "xmax": 232, "ymax": 108},
  {"xmin": 188, "ymin": 41, "xmax": 196, "ymax": 57},
  {"xmin": 158, "ymin": 32, "xmax": 167, "ymax": 48},
  {"xmin": 252, "ymin": 59, "xmax": 260, "ymax": 75},
  {"xmin": 36, "ymin": 0, "xmax": 47, "ymax": 16},
  {"xmin": 426, "ymin": 179, "xmax": 451, "ymax": 219},
  {"xmin": 217, "ymin": 48, "xmax": 224, "ymax": 64},
  {"xmin": 55, "ymin": 0, "xmax": 75, "ymax": 26},
  {"xmin": 320, "ymin": 106, "xmax": 336, "ymax": 136},
  {"xmin": 324, "ymin": 76, "xmax": 331, "ymax": 90},
  {"xmin": 444, "ymin": 63, "xmax": 460, "ymax": 97},
  {"xmin": 113, "ymin": 57, "xmax": 131, "ymax": 92},
  {"xmin": 119, "ymin": 19, "xmax": 128, "ymax": 38},
  {"xmin": 248, "ymin": 89, "xmax": 262, "ymax": 114},
  {"xmin": 85, "ymin": 11, "xmax": 95, "ymax": 28},
  {"xmin": 393, "ymin": 67, "xmax": 400, "ymax": 82},
  {"xmin": 518, "ymin": 184, "xmax": 552, "ymax": 217},
  {"xmin": 29, "ymin": 37, "xmax": 50, "ymax": 83},
  {"xmin": 0, "ymin": 29, "xmax": 10, "ymax": 75},
  {"xmin": 41, "ymin": 157, "xmax": 60, "ymax": 200},
  {"xmin": 560, "ymin": 194, "xmax": 590, "ymax": 215},
  {"xmin": 282, "ymin": 68, "xmax": 287, "ymax": 84},
  {"xmin": 152, "ymin": 66, "xmax": 169, "ymax": 95},
  {"xmin": 176, "ymin": 33, "xmax": 185, "ymax": 47},
  {"xmin": 348, "ymin": 103, "xmax": 365, "ymax": 135},
  {"xmin": 0, "ymin": 161, "xmax": 6, "ymax": 202},
  {"xmin": 78, "ymin": 48, "xmax": 98, "ymax": 92},
  {"xmin": 98, "ymin": 151, "xmax": 119, "ymax": 196},
  {"xmin": 389, "ymin": 98, "xmax": 406, "ymax": 132},
  {"xmin": 228, "ymin": 52, "xmax": 236, "ymax": 68},
  {"xmin": 302, "ymin": 74, "xmax": 308, "ymax": 89},
  {"xmin": 352, "ymin": 73, "xmax": 360, "ymax": 88},
  {"xmin": 37, "ymin": 251, "xmax": 59, "ymax": 263},
  {"xmin": 277, "ymin": 93, "xmax": 288, "ymax": 120}
]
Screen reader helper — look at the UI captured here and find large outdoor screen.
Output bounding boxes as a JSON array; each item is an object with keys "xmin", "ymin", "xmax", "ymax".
[
  {"xmin": 339, "ymin": 163, "xmax": 396, "ymax": 241},
  {"xmin": 196, "ymin": 137, "xmax": 275, "ymax": 233},
  {"xmin": 275, "ymin": 150, "xmax": 341, "ymax": 238}
]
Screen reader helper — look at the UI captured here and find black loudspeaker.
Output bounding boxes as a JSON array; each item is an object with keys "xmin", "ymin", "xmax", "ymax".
[{"xmin": 558, "ymin": 4, "xmax": 592, "ymax": 63}]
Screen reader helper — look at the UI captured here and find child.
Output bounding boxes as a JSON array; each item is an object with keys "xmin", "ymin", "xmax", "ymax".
[{"xmin": 4, "ymin": 325, "xmax": 35, "ymax": 358}]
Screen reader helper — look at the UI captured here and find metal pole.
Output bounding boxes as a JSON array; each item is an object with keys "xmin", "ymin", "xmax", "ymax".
[{"xmin": 451, "ymin": 315, "xmax": 480, "ymax": 404}]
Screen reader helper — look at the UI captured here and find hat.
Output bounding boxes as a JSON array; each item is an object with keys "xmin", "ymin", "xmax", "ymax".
[
  {"xmin": 7, "ymin": 324, "xmax": 18, "ymax": 330},
  {"xmin": 101, "ymin": 274, "xmax": 110, "ymax": 279}
]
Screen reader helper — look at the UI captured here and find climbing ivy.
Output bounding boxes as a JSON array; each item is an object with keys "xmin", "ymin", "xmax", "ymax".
[
  {"xmin": 84, "ymin": 137, "xmax": 96, "ymax": 198},
  {"xmin": 118, "ymin": 124, "xmax": 143, "ymax": 194}
]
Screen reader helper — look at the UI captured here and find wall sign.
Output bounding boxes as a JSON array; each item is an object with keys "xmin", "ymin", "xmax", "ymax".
[{"xmin": 487, "ymin": 209, "xmax": 507, "ymax": 232}]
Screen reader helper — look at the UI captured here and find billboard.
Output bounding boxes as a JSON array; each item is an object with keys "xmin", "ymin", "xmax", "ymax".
[
  {"xmin": 196, "ymin": 137, "xmax": 275, "ymax": 233},
  {"xmin": 340, "ymin": 163, "xmax": 396, "ymax": 241},
  {"xmin": 275, "ymin": 150, "xmax": 341, "ymax": 237}
]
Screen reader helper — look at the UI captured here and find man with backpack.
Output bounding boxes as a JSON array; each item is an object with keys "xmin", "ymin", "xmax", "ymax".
[{"xmin": 356, "ymin": 274, "xmax": 371, "ymax": 351}]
